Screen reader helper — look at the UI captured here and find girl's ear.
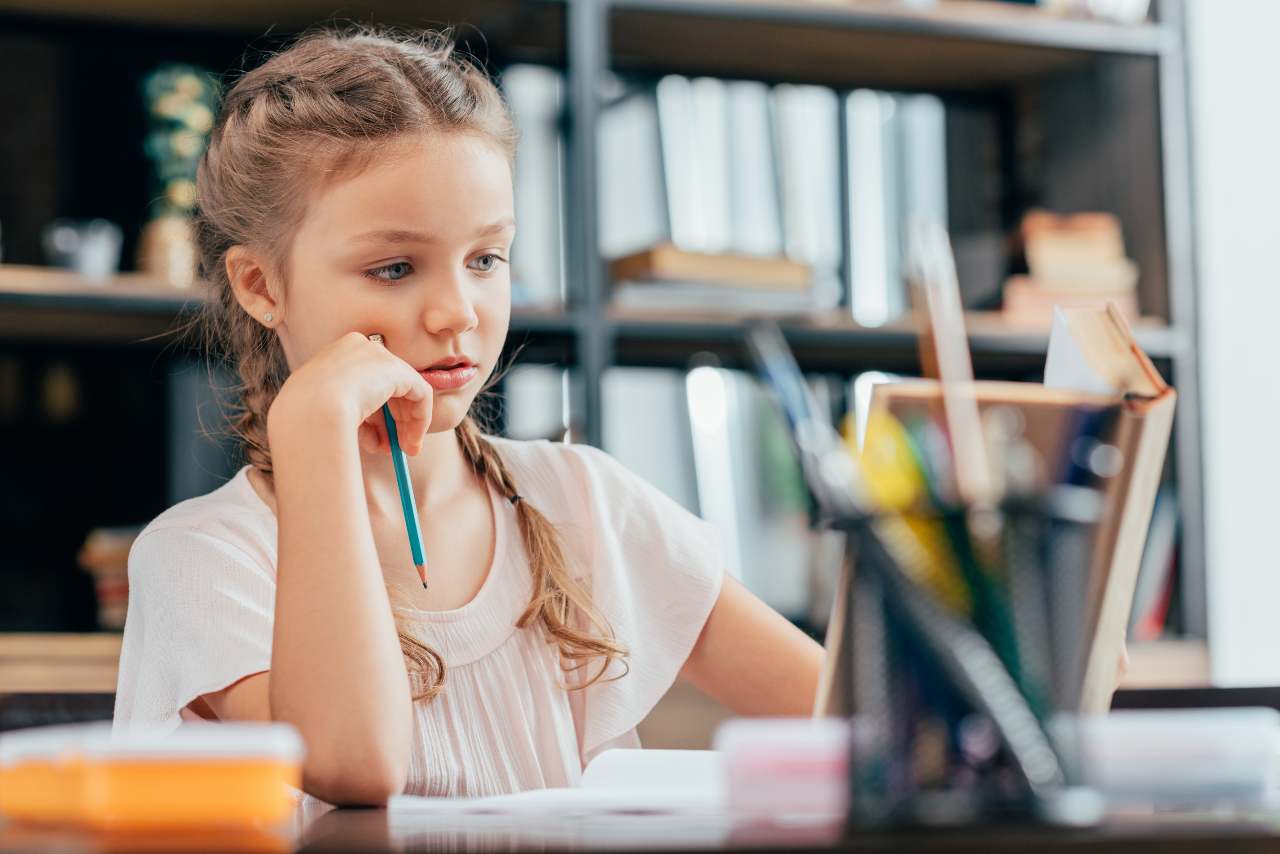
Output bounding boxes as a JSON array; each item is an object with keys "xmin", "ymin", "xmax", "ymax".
[{"xmin": 225, "ymin": 245, "xmax": 283, "ymax": 327}]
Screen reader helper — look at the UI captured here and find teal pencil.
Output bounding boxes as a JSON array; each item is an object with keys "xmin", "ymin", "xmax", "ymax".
[{"xmin": 369, "ymin": 334, "xmax": 428, "ymax": 589}]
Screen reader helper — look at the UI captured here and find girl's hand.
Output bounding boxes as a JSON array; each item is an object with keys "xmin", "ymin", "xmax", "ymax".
[{"xmin": 268, "ymin": 332, "xmax": 433, "ymax": 457}]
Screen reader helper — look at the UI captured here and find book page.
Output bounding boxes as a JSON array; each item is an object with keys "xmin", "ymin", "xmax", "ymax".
[
  {"xmin": 389, "ymin": 750, "xmax": 724, "ymax": 816},
  {"xmin": 1045, "ymin": 307, "xmax": 1115, "ymax": 396}
]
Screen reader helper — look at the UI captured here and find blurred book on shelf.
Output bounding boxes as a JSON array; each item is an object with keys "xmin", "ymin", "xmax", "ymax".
[
  {"xmin": 846, "ymin": 90, "xmax": 948, "ymax": 328},
  {"xmin": 612, "ymin": 243, "xmax": 810, "ymax": 290},
  {"xmin": 611, "ymin": 284, "xmax": 827, "ymax": 314},
  {"xmin": 610, "ymin": 243, "xmax": 833, "ymax": 314},
  {"xmin": 1128, "ymin": 486, "xmax": 1179, "ymax": 642},
  {"xmin": 600, "ymin": 74, "xmax": 842, "ymax": 314},
  {"xmin": 1002, "ymin": 209, "xmax": 1142, "ymax": 327},
  {"xmin": 599, "ymin": 366, "xmax": 830, "ymax": 624},
  {"xmin": 773, "ymin": 84, "xmax": 842, "ymax": 303},
  {"xmin": 1036, "ymin": 0, "xmax": 1152, "ymax": 24},
  {"xmin": 1002, "ymin": 278, "xmax": 1140, "ymax": 326},
  {"xmin": 76, "ymin": 525, "xmax": 141, "ymax": 630},
  {"xmin": 599, "ymin": 73, "xmax": 952, "ymax": 320},
  {"xmin": 501, "ymin": 64, "xmax": 565, "ymax": 307}
]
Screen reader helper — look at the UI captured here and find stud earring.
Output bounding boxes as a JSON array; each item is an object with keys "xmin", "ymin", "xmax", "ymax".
[{"xmin": 263, "ymin": 312, "xmax": 273, "ymax": 323}]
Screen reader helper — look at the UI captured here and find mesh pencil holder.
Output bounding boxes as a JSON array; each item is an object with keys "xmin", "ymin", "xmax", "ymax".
[{"xmin": 825, "ymin": 488, "xmax": 1108, "ymax": 830}]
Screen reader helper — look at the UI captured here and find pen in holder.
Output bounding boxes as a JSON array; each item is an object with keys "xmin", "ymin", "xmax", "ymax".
[
  {"xmin": 836, "ymin": 493, "xmax": 1105, "ymax": 828},
  {"xmin": 745, "ymin": 320, "xmax": 1113, "ymax": 830}
]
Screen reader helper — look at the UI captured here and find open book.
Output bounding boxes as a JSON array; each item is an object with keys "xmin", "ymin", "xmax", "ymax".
[
  {"xmin": 388, "ymin": 749, "xmax": 724, "ymax": 816},
  {"xmin": 816, "ymin": 304, "xmax": 1176, "ymax": 716}
]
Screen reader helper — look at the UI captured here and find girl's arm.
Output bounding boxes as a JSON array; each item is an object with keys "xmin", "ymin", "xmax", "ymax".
[
  {"xmin": 678, "ymin": 575, "xmax": 824, "ymax": 716},
  {"xmin": 203, "ymin": 333, "xmax": 432, "ymax": 806},
  {"xmin": 264, "ymin": 406, "xmax": 415, "ymax": 805}
]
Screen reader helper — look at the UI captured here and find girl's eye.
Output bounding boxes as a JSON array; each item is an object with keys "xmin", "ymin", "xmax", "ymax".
[
  {"xmin": 469, "ymin": 254, "xmax": 506, "ymax": 274},
  {"xmin": 364, "ymin": 261, "xmax": 413, "ymax": 283}
]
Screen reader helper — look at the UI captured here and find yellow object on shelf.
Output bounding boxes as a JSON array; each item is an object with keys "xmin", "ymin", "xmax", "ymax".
[{"xmin": 0, "ymin": 722, "xmax": 304, "ymax": 830}]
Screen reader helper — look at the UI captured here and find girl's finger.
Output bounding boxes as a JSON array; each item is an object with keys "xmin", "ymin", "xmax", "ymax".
[
  {"xmin": 388, "ymin": 395, "xmax": 429, "ymax": 430},
  {"xmin": 389, "ymin": 378, "xmax": 431, "ymax": 448},
  {"xmin": 384, "ymin": 405, "xmax": 426, "ymax": 456},
  {"xmin": 359, "ymin": 417, "xmax": 385, "ymax": 455}
]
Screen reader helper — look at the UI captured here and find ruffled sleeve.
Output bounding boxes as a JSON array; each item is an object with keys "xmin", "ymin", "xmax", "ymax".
[
  {"xmin": 562, "ymin": 444, "xmax": 726, "ymax": 763},
  {"xmin": 112, "ymin": 525, "xmax": 275, "ymax": 733}
]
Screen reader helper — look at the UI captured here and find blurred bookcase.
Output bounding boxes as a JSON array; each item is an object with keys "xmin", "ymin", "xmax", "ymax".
[{"xmin": 0, "ymin": 0, "xmax": 1205, "ymax": 691}]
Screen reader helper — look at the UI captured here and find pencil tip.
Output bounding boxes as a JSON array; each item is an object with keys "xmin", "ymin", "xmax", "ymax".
[{"xmin": 422, "ymin": 581, "xmax": 429, "ymax": 590}]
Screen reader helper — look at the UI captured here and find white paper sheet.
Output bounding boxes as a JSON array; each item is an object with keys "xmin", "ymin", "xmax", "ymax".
[{"xmin": 388, "ymin": 749, "xmax": 725, "ymax": 817}]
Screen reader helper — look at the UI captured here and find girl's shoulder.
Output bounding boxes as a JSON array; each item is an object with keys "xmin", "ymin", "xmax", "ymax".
[
  {"xmin": 130, "ymin": 466, "xmax": 276, "ymax": 574},
  {"xmin": 484, "ymin": 436, "xmax": 640, "ymax": 509},
  {"xmin": 485, "ymin": 436, "xmax": 697, "ymax": 535},
  {"xmin": 484, "ymin": 435, "xmax": 608, "ymax": 477}
]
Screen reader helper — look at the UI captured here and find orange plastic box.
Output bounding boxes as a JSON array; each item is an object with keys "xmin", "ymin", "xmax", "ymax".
[
  {"xmin": 0, "ymin": 722, "xmax": 101, "ymax": 824},
  {"xmin": 1, "ymin": 722, "xmax": 304, "ymax": 830}
]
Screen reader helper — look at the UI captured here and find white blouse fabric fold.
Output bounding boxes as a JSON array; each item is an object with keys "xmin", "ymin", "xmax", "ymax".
[{"xmin": 113, "ymin": 438, "xmax": 725, "ymax": 798}]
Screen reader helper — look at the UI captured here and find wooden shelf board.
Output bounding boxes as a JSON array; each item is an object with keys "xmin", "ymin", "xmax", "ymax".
[
  {"xmin": 611, "ymin": 0, "xmax": 1170, "ymax": 91},
  {"xmin": 0, "ymin": 264, "xmax": 206, "ymax": 310},
  {"xmin": 608, "ymin": 305, "xmax": 1181, "ymax": 373},
  {"xmin": 0, "ymin": 0, "xmax": 1166, "ymax": 91},
  {"xmin": 0, "ymin": 632, "xmax": 1210, "ymax": 697},
  {"xmin": 0, "ymin": 268, "xmax": 1183, "ymax": 366},
  {"xmin": 0, "ymin": 633, "xmax": 122, "ymax": 694},
  {"xmin": 0, "ymin": 0, "xmax": 567, "ymax": 59},
  {"xmin": 0, "ymin": 265, "xmax": 577, "ymax": 345}
]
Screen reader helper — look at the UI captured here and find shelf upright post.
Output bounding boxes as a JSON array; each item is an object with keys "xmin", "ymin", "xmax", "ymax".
[
  {"xmin": 1156, "ymin": 0, "xmax": 1207, "ymax": 639},
  {"xmin": 564, "ymin": 0, "xmax": 611, "ymax": 447}
]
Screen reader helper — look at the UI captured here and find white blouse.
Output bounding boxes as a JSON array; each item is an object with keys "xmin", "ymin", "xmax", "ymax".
[{"xmin": 113, "ymin": 437, "xmax": 725, "ymax": 798}]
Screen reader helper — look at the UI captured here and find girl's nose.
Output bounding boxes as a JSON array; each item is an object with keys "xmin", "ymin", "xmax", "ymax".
[{"xmin": 420, "ymin": 272, "xmax": 479, "ymax": 336}]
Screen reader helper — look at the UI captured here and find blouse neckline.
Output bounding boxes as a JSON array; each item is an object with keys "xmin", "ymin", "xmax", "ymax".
[{"xmin": 232, "ymin": 464, "xmax": 528, "ymax": 667}]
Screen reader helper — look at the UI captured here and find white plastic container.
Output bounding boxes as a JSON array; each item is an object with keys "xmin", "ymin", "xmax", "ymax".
[
  {"xmin": 713, "ymin": 717, "xmax": 850, "ymax": 818},
  {"xmin": 1055, "ymin": 708, "xmax": 1280, "ymax": 810}
]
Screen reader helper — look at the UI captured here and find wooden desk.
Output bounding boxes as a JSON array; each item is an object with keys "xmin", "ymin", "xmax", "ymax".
[{"xmin": 4, "ymin": 806, "xmax": 1280, "ymax": 853}]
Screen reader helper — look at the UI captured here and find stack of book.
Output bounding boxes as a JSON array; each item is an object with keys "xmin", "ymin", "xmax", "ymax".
[
  {"xmin": 1001, "ymin": 210, "xmax": 1140, "ymax": 327},
  {"xmin": 77, "ymin": 525, "xmax": 141, "ymax": 630},
  {"xmin": 609, "ymin": 243, "xmax": 820, "ymax": 315}
]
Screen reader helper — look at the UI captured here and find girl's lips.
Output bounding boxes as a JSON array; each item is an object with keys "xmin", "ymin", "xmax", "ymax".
[{"xmin": 419, "ymin": 364, "xmax": 478, "ymax": 391}]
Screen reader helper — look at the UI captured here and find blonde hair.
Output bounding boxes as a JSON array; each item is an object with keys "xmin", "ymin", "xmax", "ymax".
[{"xmin": 192, "ymin": 25, "xmax": 626, "ymax": 701}]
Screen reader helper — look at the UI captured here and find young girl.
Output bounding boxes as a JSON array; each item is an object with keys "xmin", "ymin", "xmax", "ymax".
[{"xmin": 112, "ymin": 26, "xmax": 824, "ymax": 806}]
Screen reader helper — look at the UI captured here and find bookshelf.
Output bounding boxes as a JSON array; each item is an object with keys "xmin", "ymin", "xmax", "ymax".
[
  {"xmin": 0, "ymin": 0, "xmax": 1205, "ymax": 690},
  {"xmin": 0, "ymin": 633, "xmax": 121, "ymax": 693}
]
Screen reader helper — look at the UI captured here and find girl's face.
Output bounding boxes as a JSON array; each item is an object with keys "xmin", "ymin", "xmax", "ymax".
[{"xmin": 278, "ymin": 131, "xmax": 515, "ymax": 433}]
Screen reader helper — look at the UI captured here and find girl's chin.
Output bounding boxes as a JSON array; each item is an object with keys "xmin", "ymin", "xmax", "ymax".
[{"xmin": 425, "ymin": 396, "xmax": 479, "ymax": 433}]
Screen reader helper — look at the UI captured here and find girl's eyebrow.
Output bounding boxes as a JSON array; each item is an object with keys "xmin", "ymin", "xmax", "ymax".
[{"xmin": 347, "ymin": 218, "xmax": 515, "ymax": 247}]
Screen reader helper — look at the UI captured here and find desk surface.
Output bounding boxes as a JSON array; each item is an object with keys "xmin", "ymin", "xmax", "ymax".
[{"xmin": 4, "ymin": 807, "xmax": 1280, "ymax": 853}]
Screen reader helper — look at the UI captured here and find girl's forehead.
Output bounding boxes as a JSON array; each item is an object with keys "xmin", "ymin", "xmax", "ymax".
[{"xmin": 301, "ymin": 134, "xmax": 514, "ymax": 245}]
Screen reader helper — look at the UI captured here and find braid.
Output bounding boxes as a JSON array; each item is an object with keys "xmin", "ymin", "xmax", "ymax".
[
  {"xmin": 401, "ymin": 634, "xmax": 446, "ymax": 702},
  {"xmin": 456, "ymin": 417, "xmax": 629, "ymax": 687}
]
